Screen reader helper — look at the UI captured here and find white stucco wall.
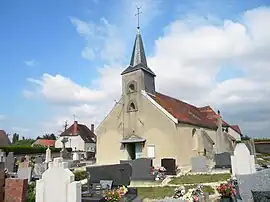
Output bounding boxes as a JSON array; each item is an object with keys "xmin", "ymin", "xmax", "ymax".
[
  {"xmin": 55, "ymin": 136, "xmax": 85, "ymax": 151},
  {"xmin": 228, "ymin": 128, "xmax": 241, "ymax": 141}
]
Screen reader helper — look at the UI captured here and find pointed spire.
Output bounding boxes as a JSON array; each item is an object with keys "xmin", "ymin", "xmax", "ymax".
[
  {"xmin": 121, "ymin": 7, "xmax": 155, "ymax": 76},
  {"xmin": 130, "ymin": 33, "xmax": 148, "ymax": 67}
]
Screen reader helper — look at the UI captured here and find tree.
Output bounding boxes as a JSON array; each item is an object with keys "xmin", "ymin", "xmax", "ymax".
[
  {"xmin": 12, "ymin": 133, "xmax": 19, "ymax": 144},
  {"xmin": 37, "ymin": 133, "xmax": 57, "ymax": 140}
]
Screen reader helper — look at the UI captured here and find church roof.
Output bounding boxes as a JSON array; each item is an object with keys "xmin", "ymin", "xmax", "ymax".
[
  {"xmin": 121, "ymin": 32, "xmax": 156, "ymax": 76},
  {"xmin": 231, "ymin": 125, "xmax": 242, "ymax": 135},
  {"xmin": 148, "ymin": 92, "xmax": 232, "ymax": 130}
]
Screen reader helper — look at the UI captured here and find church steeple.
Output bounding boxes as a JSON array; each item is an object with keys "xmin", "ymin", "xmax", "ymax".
[
  {"xmin": 121, "ymin": 7, "xmax": 155, "ymax": 77},
  {"xmin": 121, "ymin": 7, "xmax": 156, "ymax": 95},
  {"xmin": 121, "ymin": 32, "xmax": 156, "ymax": 76}
]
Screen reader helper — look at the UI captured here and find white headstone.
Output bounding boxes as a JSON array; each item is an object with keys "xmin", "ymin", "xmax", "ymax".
[
  {"xmin": 45, "ymin": 147, "xmax": 52, "ymax": 163},
  {"xmin": 72, "ymin": 152, "xmax": 79, "ymax": 161},
  {"xmin": 231, "ymin": 143, "xmax": 256, "ymax": 176},
  {"xmin": 35, "ymin": 157, "xmax": 81, "ymax": 202}
]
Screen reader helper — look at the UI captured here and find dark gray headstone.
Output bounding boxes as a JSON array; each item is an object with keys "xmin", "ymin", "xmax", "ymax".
[
  {"xmin": 191, "ymin": 156, "xmax": 207, "ymax": 172},
  {"xmin": 215, "ymin": 152, "xmax": 231, "ymax": 168},
  {"xmin": 120, "ymin": 158, "xmax": 155, "ymax": 180},
  {"xmin": 252, "ymin": 191, "xmax": 270, "ymax": 202},
  {"xmin": 237, "ymin": 168, "xmax": 270, "ymax": 202},
  {"xmin": 87, "ymin": 163, "xmax": 132, "ymax": 187},
  {"xmin": 5, "ymin": 152, "xmax": 15, "ymax": 172}
]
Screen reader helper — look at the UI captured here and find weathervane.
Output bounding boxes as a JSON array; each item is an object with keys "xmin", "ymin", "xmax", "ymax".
[{"xmin": 135, "ymin": 6, "xmax": 142, "ymax": 31}]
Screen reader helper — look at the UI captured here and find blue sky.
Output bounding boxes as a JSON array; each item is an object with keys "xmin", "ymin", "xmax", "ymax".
[{"xmin": 0, "ymin": 0, "xmax": 270, "ymax": 138}]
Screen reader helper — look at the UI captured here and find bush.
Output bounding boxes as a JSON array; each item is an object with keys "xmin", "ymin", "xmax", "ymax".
[
  {"xmin": 27, "ymin": 183, "xmax": 36, "ymax": 202},
  {"xmin": 0, "ymin": 146, "xmax": 72, "ymax": 155},
  {"xmin": 73, "ymin": 170, "xmax": 88, "ymax": 181}
]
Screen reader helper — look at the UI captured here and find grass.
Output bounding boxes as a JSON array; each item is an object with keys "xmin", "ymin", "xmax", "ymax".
[
  {"xmin": 137, "ymin": 185, "xmax": 215, "ymax": 199},
  {"xmin": 169, "ymin": 173, "xmax": 231, "ymax": 184}
]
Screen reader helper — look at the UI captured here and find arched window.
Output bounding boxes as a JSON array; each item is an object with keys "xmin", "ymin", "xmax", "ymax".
[
  {"xmin": 127, "ymin": 101, "xmax": 137, "ymax": 112},
  {"xmin": 127, "ymin": 81, "xmax": 137, "ymax": 93},
  {"xmin": 192, "ymin": 128, "xmax": 198, "ymax": 150}
]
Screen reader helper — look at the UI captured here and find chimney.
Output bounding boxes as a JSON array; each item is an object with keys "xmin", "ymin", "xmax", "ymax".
[
  {"xmin": 72, "ymin": 121, "xmax": 78, "ymax": 135},
  {"xmin": 91, "ymin": 124, "xmax": 94, "ymax": 133}
]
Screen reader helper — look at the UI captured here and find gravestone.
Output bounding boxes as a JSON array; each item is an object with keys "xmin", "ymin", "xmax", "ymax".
[
  {"xmin": 191, "ymin": 156, "xmax": 208, "ymax": 172},
  {"xmin": 161, "ymin": 158, "xmax": 176, "ymax": 175},
  {"xmin": 19, "ymin": 161, "xmax": 30, "ymax": 169},
  {"xmin": 0, "ymin": 162, "xmax": 5, "ymax": 202},
  {"xmin": 33, "ymin": 163, "xmax": 47, "ymax": 178},
  {"xmin": 17, "ymin": 167, "xmax": 32, "ymax": 183},
  {"xmin": 36, "ymin": 157, "xmax": 43, "ymax": 164},
  {"xmin": 5, "ymin": 178, "xmax": 28, "ymax": 202},
  {"xmin": 237, "ymin": 168, "xmax": 270, "ymax": 202},
  {"xmin": 0, "ymin": 151, "xmax": 5, "ymax": 162},
  {"xmin": 231, "ymin": 143, "xmax": 256, "ymax": 176},
  {"xmin": 87, "ymin": 163, "xmax": 132, "ymax": 187},
  {"xmin": 36, "ymin": 157, "xmax": 81, "ymax": 202},
  {"xmin": 215, "ymin": 152, "xmax": 231, "ymax": 168},
  {"xmin": 5, "ymin": 152, "xmax": 15, "ymax": 172},
  {"xmin": 120, "ymin": 158, "xmax": 155, "ymax": 180}
]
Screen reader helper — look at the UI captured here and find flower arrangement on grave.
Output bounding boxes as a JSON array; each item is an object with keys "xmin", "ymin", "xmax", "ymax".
[
  {"xmin": 104, "ymin": 186, "xmax": 128, "ymax": 202},
  {"xmin": 172, "ymin": 184, "xmax": 204, "ymax": 202},
  {"xmin": 216, "ymin": 182, "xmax": 236, "ymax": 198},
  {"xmin": 151, "ymin": 166, "xmax": 166, "ymax": 181},
  {"xmin": 172, "ymin": 185, "xmax": 186, "ymax": 198}
]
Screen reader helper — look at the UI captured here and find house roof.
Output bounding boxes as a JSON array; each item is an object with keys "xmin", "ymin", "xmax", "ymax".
[
  {"xmin": 0, "ymin": 130, "xmax": 11, "ymax": 147},
  {"xmin": 231, "ymin": 125, "xmax": 242, "ymax": 135},
  {"xmin": 32, "ymin": 139, "xmax": 56, "ymax": 147},
  {"xmin": 148, "ymin": 92, "xmax": 232, "ymax": 130},
  {"xmin": 60, "ymin": 122, "xmax": 96, "ymax": 143}
]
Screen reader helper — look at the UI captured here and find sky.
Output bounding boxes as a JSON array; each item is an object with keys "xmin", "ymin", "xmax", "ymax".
[{"xmin": 0, "ymin": 0, "xmax": 270, "ymax": 139}]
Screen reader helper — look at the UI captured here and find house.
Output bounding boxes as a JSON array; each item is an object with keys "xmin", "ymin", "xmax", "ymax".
[
  {"xmin": 96, "ymin": 28, "xmax": 242, "ymax": 168},
  {"xmin": 32, "ymin": 139, "xmax": 56, "ymax": 147},
  {"xmin": 55, "ymin": 121, "xmax": 96, "ymax": 154},
  {"xmin": 0, "ymin": 130, "xmax": 11, "ymax": 147}
]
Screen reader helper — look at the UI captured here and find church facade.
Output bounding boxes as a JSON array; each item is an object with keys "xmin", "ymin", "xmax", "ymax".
[{"xmin": 96, "ymin": 30, "xmax": 242, "ymax": 169}]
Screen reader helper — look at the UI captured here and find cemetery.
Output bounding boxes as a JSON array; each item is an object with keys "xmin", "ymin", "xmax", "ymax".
[{"xmin": 0, "ymin": 141, "xmax": 269, "ymax": 202}]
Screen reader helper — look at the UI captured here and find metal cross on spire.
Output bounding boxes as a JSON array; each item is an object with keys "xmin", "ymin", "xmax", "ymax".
[{"xmin": 135, "ymin": 6, "xmax": 142, "ymax": 31}]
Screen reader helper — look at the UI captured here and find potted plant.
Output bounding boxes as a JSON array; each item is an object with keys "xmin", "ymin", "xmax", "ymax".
[{"xmin": 217, "ymin": 182, "xmax": 236, "ymax": 202}]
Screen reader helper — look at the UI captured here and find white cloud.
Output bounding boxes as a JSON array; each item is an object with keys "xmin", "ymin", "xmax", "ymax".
[
  {"xmin": 25, "ymin": 6, "xmax": 270, "ymax": 138},
  {"xmin": 24, "ymin": 73, "xmax": 106, "ymax": 105},
  {"xmin": 24, "ymin": 60, "xmax": 37, "ymax": 67}
]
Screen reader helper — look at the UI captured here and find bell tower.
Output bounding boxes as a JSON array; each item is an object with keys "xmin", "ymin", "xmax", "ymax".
[{"xmin": 120, "ymin": 7, "xmax": 156, "ymax": 138}]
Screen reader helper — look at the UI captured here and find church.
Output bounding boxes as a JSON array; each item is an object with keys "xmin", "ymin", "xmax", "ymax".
[{"xmin": 95, "ymin": 27, "xmax": 242, "ymax": 169}]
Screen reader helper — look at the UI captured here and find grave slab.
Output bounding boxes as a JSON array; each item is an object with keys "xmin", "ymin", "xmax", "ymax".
[
  {"xmin": 5, "ymin": 178, "xmax": 28, "ymax": 202},
  {"xmin": 191, "ymin": 156, "xmax": 208, "ymax": 172}
]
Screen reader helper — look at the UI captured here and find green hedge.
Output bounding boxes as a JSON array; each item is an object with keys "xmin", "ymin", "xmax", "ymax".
[
  {"xmin": 73, "ymin": 170, "xmax": 88, "ymax": 181},
  {"xmin": 0, "ymin": 146, "xmax": 72, "ymax": 155}
]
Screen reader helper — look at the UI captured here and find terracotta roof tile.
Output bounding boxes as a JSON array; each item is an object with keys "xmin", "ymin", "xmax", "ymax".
[
  {"xmin": 33, "ymin": 139, "xmax": 56, "ymax": 147},
  {"xmin": 149, "ymin": 92, "xmax": 231, "ymax": 129},
  {"xmin": 231, "ymin": 125, "xmax": 242, "ymax": 135}
]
